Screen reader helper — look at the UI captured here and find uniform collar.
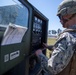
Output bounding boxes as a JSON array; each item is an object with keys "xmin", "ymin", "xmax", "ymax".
[{"xmin": 68, "ymin": 25, "xmax": 76, "ymax": 29}]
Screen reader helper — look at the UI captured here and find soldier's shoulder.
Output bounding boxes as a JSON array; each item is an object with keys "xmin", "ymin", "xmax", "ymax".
[{"xmin": 58, "ymin": 32, "xmax": 68, "ymax": 40}]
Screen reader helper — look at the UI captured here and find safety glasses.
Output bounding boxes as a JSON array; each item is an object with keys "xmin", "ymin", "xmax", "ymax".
[
  {"xmin": 58, "ymin": 14, "xmax": 76, "ymax": 23},
  {"xmin": 58, "ymin": 14, "xmax": 76, "ymax": 21}
]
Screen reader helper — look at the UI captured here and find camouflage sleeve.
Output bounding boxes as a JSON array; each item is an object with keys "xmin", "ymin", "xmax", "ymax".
[
  {"xmin": 38, "ymin": 53, "xmax": 54, "ymax": 75},
  {"xmin": 38, "ymin": 32, "xmax": 75, "ymax": 74}
]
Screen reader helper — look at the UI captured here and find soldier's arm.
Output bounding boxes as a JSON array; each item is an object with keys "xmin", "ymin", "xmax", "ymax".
[{"xmin": 37, "ymin": 32, "xmax": 75, "ymax": 74}]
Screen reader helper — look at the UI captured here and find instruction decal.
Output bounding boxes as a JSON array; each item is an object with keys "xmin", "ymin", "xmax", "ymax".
[
  {"xmin": 4, "ymin": 50, "xmax": 20, "ymax": 62},
  {"xmin": 10, "ymin": 50, "xmax": 20, "ymax": 60}
]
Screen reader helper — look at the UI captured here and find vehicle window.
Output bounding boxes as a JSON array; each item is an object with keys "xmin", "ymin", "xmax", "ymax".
[{"xmin": 0, "ymin": 0, "xmax": 29, "ymax": 28}]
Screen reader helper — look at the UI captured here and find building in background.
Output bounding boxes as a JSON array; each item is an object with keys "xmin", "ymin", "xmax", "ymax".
[{"xmin": 48, "ymin": 29, "xmax": 62, "ymax": 38}]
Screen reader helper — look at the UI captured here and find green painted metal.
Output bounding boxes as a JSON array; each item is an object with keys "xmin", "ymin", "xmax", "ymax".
[{"xmin": 0, "ymin": 0, "xmax": 48, "ymax": 75}]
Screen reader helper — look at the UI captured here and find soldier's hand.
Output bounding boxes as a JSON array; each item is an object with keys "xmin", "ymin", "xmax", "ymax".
[{"xmin": 35, "ymin": 49, "xmax": 42, "ymax": 56}]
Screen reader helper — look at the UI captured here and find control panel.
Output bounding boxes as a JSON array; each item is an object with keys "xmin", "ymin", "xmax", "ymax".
[
  {"xmin": 29, "ymin": 14, "xmax": 48, "ymax": 74},
  {"xmin": 32, "ymin": 16, "xmax": 43, "ymax": 50}
]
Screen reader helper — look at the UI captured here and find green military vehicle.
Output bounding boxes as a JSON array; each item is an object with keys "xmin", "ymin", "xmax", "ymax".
[{"xmin": 0, "ymin": 0, "xmax": 48, "ymax": 75}]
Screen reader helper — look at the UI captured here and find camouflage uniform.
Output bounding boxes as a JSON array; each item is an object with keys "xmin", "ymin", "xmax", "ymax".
[{"xmin": 38, "ymin": 25, "xmax": 76, "ymax": 75}]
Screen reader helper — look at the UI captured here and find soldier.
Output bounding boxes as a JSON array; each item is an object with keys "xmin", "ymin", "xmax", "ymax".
[{"xmin": 35, "ymin": 0, "xmax": 76, "ymax": 75}]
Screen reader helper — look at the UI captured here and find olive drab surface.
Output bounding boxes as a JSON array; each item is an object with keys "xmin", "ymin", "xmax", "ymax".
[
  {"xmin": 56, "ymin": 51, "xmax": 76, "ymax": 75},
  {"xmin": 0, "ymin": 0, "xmax": 48, "ymax": 75}
]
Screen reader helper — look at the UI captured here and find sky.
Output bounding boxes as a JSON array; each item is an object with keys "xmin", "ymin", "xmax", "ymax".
[{"xmin": 28, "ymin": 0, "xmax": 64, "ymax": 31}]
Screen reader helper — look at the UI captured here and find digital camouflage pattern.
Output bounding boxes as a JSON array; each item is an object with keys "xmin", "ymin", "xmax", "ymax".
[
  {"xmin": 38, "ymin": 25, "xmax": 76, "ymax": 75},
  {"xmin": 57, "ymin": 0, "xmax": 76, "ymax": 16}
]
